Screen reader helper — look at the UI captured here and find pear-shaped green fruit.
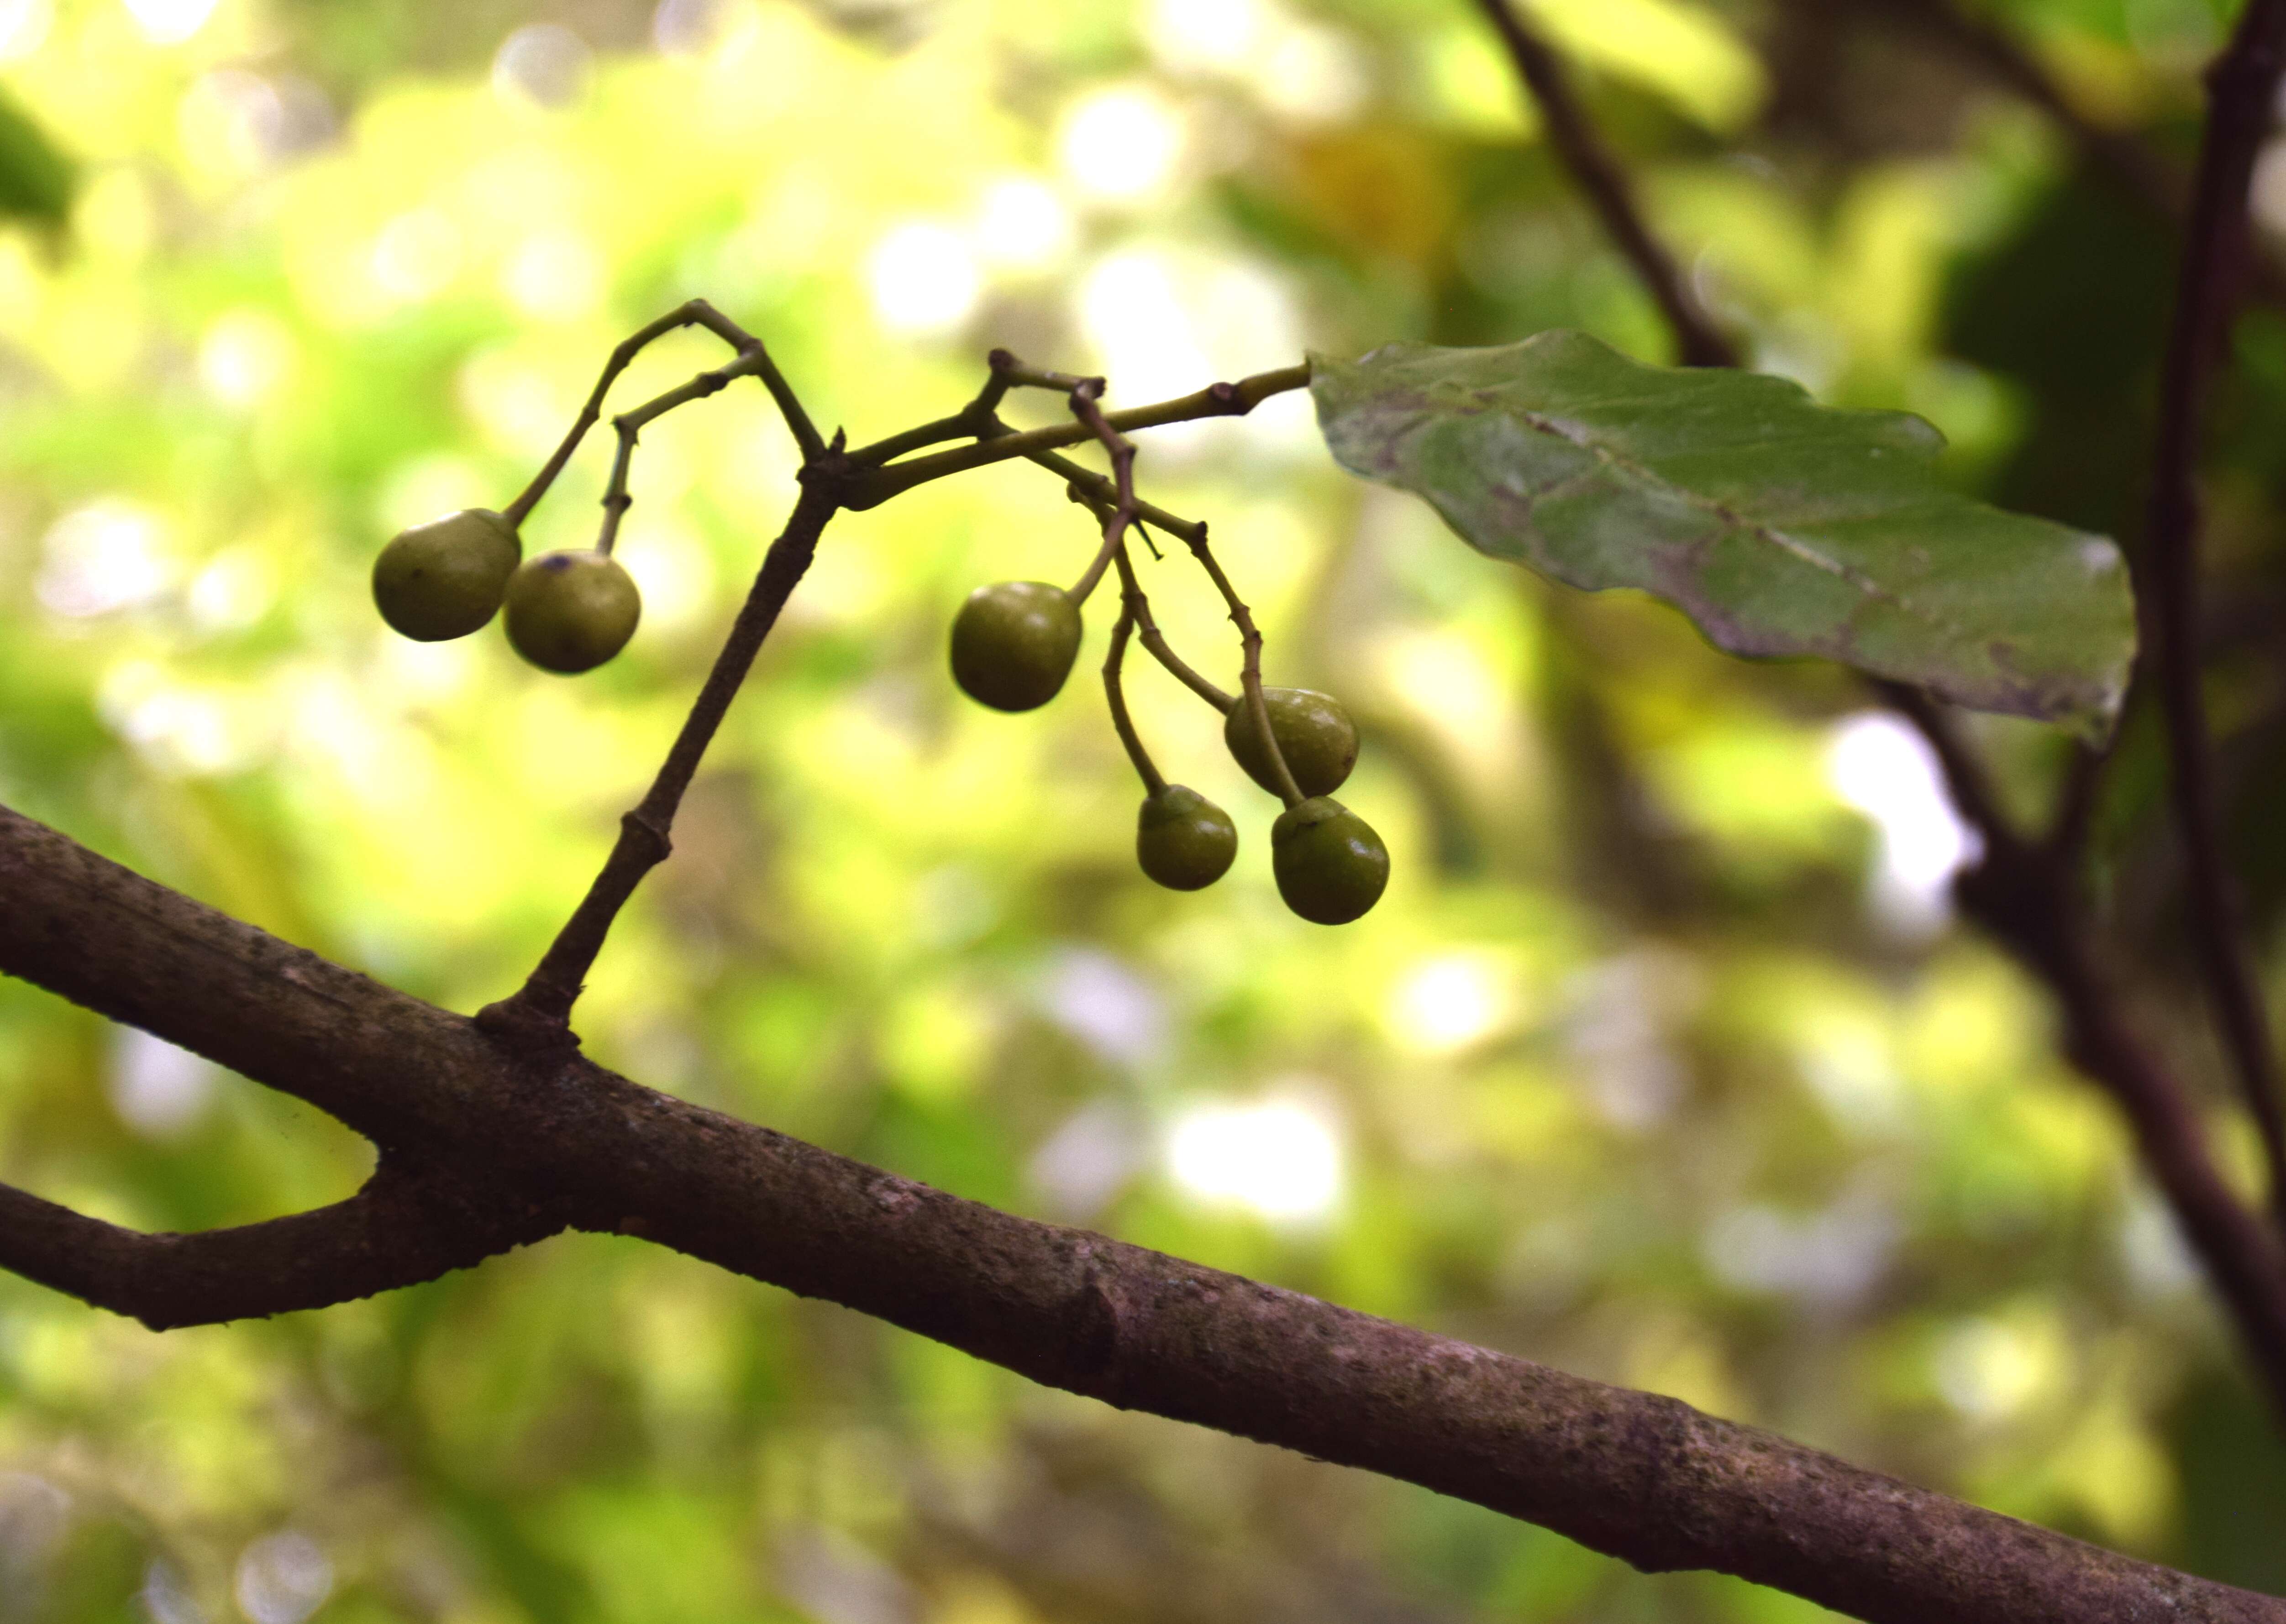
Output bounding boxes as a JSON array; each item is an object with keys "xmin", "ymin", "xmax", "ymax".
[
  {"xmin": 372, "ymin": 508, "xmax": 521, "ymax": 641},
  {"xmin": 504, "ymin": 549, "xmax": 641, "ymax": 674},
  {"xmin": 1225, "ymin": 687, "xmax": 1358, "ymax": 798},
  {"xmin": 1271, "ymin": 796, "xmax": 1388, "ymax": 925},
  {"xmin": 1137, "ymin": 785, "xmax": 1237, "ymax": 891},
  {"xmin": 950, "ymin": 581, "xmax": 1082, "ymax": 712}
]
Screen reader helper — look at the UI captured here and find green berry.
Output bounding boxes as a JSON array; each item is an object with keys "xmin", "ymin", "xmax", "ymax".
[
  {"xmin": 372, "ymin": 508, "xmax": 521, "ymax": 641},
  {"xmin": 1271, "ymin": 796, "xmax": 1388, "ymax": 925},
  {"xmin": 1225, "ymin": 687, "xmax": 1359, "ymax": 799},
  {"xmin": 503, "ymin": 549, "xmax": 641, "ymax": 674},
  {"xmin": 1137, "ymin": 785, "xmax": 1237, "ymax": 891},
  {"xmin": 950, "ymin": 581, "xmax": 1082, "ymax": 712}
]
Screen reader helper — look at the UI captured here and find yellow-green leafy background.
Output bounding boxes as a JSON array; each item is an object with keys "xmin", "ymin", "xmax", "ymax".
[{"xmin": 0, "ymin": 0, "xmax": 2278, "ymax": 1619}]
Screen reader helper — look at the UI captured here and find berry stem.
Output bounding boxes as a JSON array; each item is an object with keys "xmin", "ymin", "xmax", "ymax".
[
  {"xmin": 1064, "ymin": 378, "xmax": 1134, "ymax": 608},
  {"xmin": 1107, "ymin": 543, "xmax": 1233, "ymax": 712},
  {"xmin": 1181, "ymin": 523, "xmax": 1304, "ymax": 807},
  {"xmin": 844, "ymin": 362, "xmax": 1311, "ymax": 505},
  {"xmin": 591, "ymin": 346, "xmax": 775, "ymax": 556},
  {"xmin": 1103, "ymin": 606, "xmax": 1167, "ymax": 797},
  {"xmin": 480, "ymin": 481, "xmax": 842, "ymax": 1039},
  {"xmin": 504, "ymin": 299, "xmax": 821, "ymax": 532}
]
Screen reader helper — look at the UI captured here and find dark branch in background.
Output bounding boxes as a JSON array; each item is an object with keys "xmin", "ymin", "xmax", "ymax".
[
  {"xmin": 0, "ymin": 803, "xmax": 2278, "ymax": 1624},
  {"xmin": 1847, "ymin": 0, "xmax": 2182, "ymax": 218},
  {"xmin": 1883, "ymin": 686, "xmax": 2286, "ymax": 1407},
  {"xmin": 482, "ymin": 346, "xmax": 1323, "ymax": 1045},
  {"xmin": 1470, "ymin": 0, "xmax": 1739, "ymax": 367},
  {"xmin": 1481, "ymin": 0, "xmax": 2286, "ymax": 1411},
  {"xmin": 2139, "ymin": 0, "xmax": 2286, "ymax": 1225}
]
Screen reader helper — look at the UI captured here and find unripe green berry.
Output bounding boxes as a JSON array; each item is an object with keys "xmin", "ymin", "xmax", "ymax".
[
  {"xmin": 1136, "ymin": 785, "xmax": 1237, "ymax": 891},
  {"xmin": 1225, "ymin": 687, "xmax": 1359, "ymax": 799},
  {"xmin": 1271, "ymin": 796, "xmax": 1388, "ymax": 925},
  {"xmin": 949, "ymin": 581, "xmax": 1083, "ymax": 712},
  {"xmin": 503, "ymin": 549, "xmax": 641, "ymax": 674},
  {"xmin": 372, "ymin": 508, "xmax": 521, "ymax": 641}
]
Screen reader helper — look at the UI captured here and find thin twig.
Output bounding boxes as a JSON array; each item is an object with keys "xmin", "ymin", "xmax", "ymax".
[
  {"xmin": 1187, "ymin": 523, "xmax": 1301, "ymax": 806},
  {"xmin": 1110, "ymin": 541, "xmax": 1235, "ymax": 712},
  {"xmin": 1064, "ymin": 383, "xmax": 1298, "ymax": 800},
  {"xmin": 1064, "ymin": 377, "xmax": 1133, "ymax": 607},
  {"xmin": 2141, "ymin": 0, "xmax": 2286, "ymax": 1224},
  {"xmin": 503, "ymin": 299, "xmax": 820, "ymax": 528},
  {"xmin": 1847, "ymin": 0, "xmax": 2181, "ymax": 219},
  {"xmin": 846, "ymin": 364, "xmax": 1312, "ymax": 505},
  {"xmin": 480, "ymin": 478, "xmax": 843, "ymax": 1042},
  {"xmin": 1470, "ymin": 0, "xmax": 1737, "ymax": 367},
  {"xmin": 1102, "ymin": 604, "xmax": 1166, "ymax": 796}
]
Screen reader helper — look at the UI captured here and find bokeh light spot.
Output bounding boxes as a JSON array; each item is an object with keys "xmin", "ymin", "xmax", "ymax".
[{"xmin": 1167, "ymin": 1092, "xmax": 1344, "ymax": 1224}]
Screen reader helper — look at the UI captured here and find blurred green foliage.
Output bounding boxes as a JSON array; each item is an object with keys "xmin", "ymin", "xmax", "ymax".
[{"xmin": 0, "ymin": 0, "xmax": 2276, "ymax": 1620}]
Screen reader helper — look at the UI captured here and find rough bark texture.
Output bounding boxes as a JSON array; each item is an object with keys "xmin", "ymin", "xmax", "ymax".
[{"xmin": 0, "ymin": 801, "xmax": 2277, "ymax": 1624}]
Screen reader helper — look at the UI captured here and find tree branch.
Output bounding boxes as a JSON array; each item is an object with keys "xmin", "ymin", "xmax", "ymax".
[
  {"xmin": 503, "ymin": 298, "xmax": 821, "ymax": 528},
  {"xmin": 0, "ymin": 1163, "xmax": 560, "ymax": 1331},
  {"xmin": 1469, "ymin": 0, "xmax": 1738, "ymax": 367},
  {"xmin": 1489, "ymin": 0, "xmax": 2286, "ymax": 1411},
  {"xmin": 479, "ymin": 476, "xmax": 844, "ymax": 1043},
  {"xmin": 1845, "ymin": 0, "xmax": 2182, "ymax": 219},
  {"xmin": 0, "ymin": 799, "xmax": 2278, "ymax": 1624},
  {"xmin": 1881, "ymin": 691, "xmax": 2286, "ymax": 1412},
  {"xmin": 2139, "ymin": 0, "xmax": 2286, "ymax": 1224},
  {"xmin": 844, "ymin": 364, "xmax": 1311, "ymax": 507}
]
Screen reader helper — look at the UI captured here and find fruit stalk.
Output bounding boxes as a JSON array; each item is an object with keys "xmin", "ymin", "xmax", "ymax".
[
  {"xmin": 1181, "ymin": 522, "xmax": 1304, "ymax": 807},
  {"xmin": 1109, "ymin": 543, "xmax": 1234, "ymax": 713},
  {"xmin": 481, "ymin": 482, "xmax": 841, "ymax": 1039},
  {"xmin": 1102, "ymin": 606, "xmax": 1167, "ymax": 796},
  {"xmin": 595, "ymin": 344, "xmax": 777, "ymax": 556},
  {"xmin": 1063, "ymin": 379, "xmax": 1135, "ymax": 608},
  {"xmin": 504, "ymin": 298, "xmax": 820, "ymax": 529}
]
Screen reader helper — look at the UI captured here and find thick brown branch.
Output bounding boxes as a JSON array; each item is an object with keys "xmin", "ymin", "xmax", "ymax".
[
  {"xmin": 0, "ymin": 802, "xmax": 2276, "ymax": 1623},
  {"xmin": 1470, "ymin": 0, "xmax": 1737, "ymax": 367},
  {"xmin": 0, "ymin": 1164, "xmax": 559, "ymax": 1331},
  {"xmin": 2140, "ymin": 0, "xmax": 2286, "ymax": 1223}
]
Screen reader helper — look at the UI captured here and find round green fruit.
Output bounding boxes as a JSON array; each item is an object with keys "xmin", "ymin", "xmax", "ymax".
[
  {"xmin": 1271, "ymin": 796, "xmax": 1388, "ymax": 925},
  {"xmin": 372, "ymin": 508, "xmax": 521, "ymax": 641},
  {"xmin": 1225, "ymin": 687, "xmax": 1359, "ymax": 799},
  {"xmin": 503, "ymin": 549, "xmax": 641, "ymax": 674},
  {"xmin": 949, "ymin": 581, "xmax": 1082, "ymax": 712},
  {"xmin": 1136, "ymin": 785, "xmax": 1238, "ymax": 891}
]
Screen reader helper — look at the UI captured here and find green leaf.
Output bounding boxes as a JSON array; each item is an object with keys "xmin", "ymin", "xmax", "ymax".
[
  {"xmin": 0, "ymin": 85, "xmax": 73, "ymax": 227},
  {"xmin": 1310, "ymin": 331, "xmax": 2135, "ymax": 736}
]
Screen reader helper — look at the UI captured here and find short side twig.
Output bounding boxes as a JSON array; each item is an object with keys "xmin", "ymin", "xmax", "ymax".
[
  {"xmin": 1103, "ymin": 599, "xmax": 1166, "ymax": 797},
  {"xmin": 845, "ymin": 364, "xmax": 1311, "ymax": 506},
  {"xmin": 481, "ymin": 478, "xmax": 843, "ymax": 1042},
  {"xmin": 504, "ymin": 299, "xmax": 821, "ymax": 528},
  {"xmin": 0, "ymin": 1161, "xmax": 560, "ymax": 1331}
]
